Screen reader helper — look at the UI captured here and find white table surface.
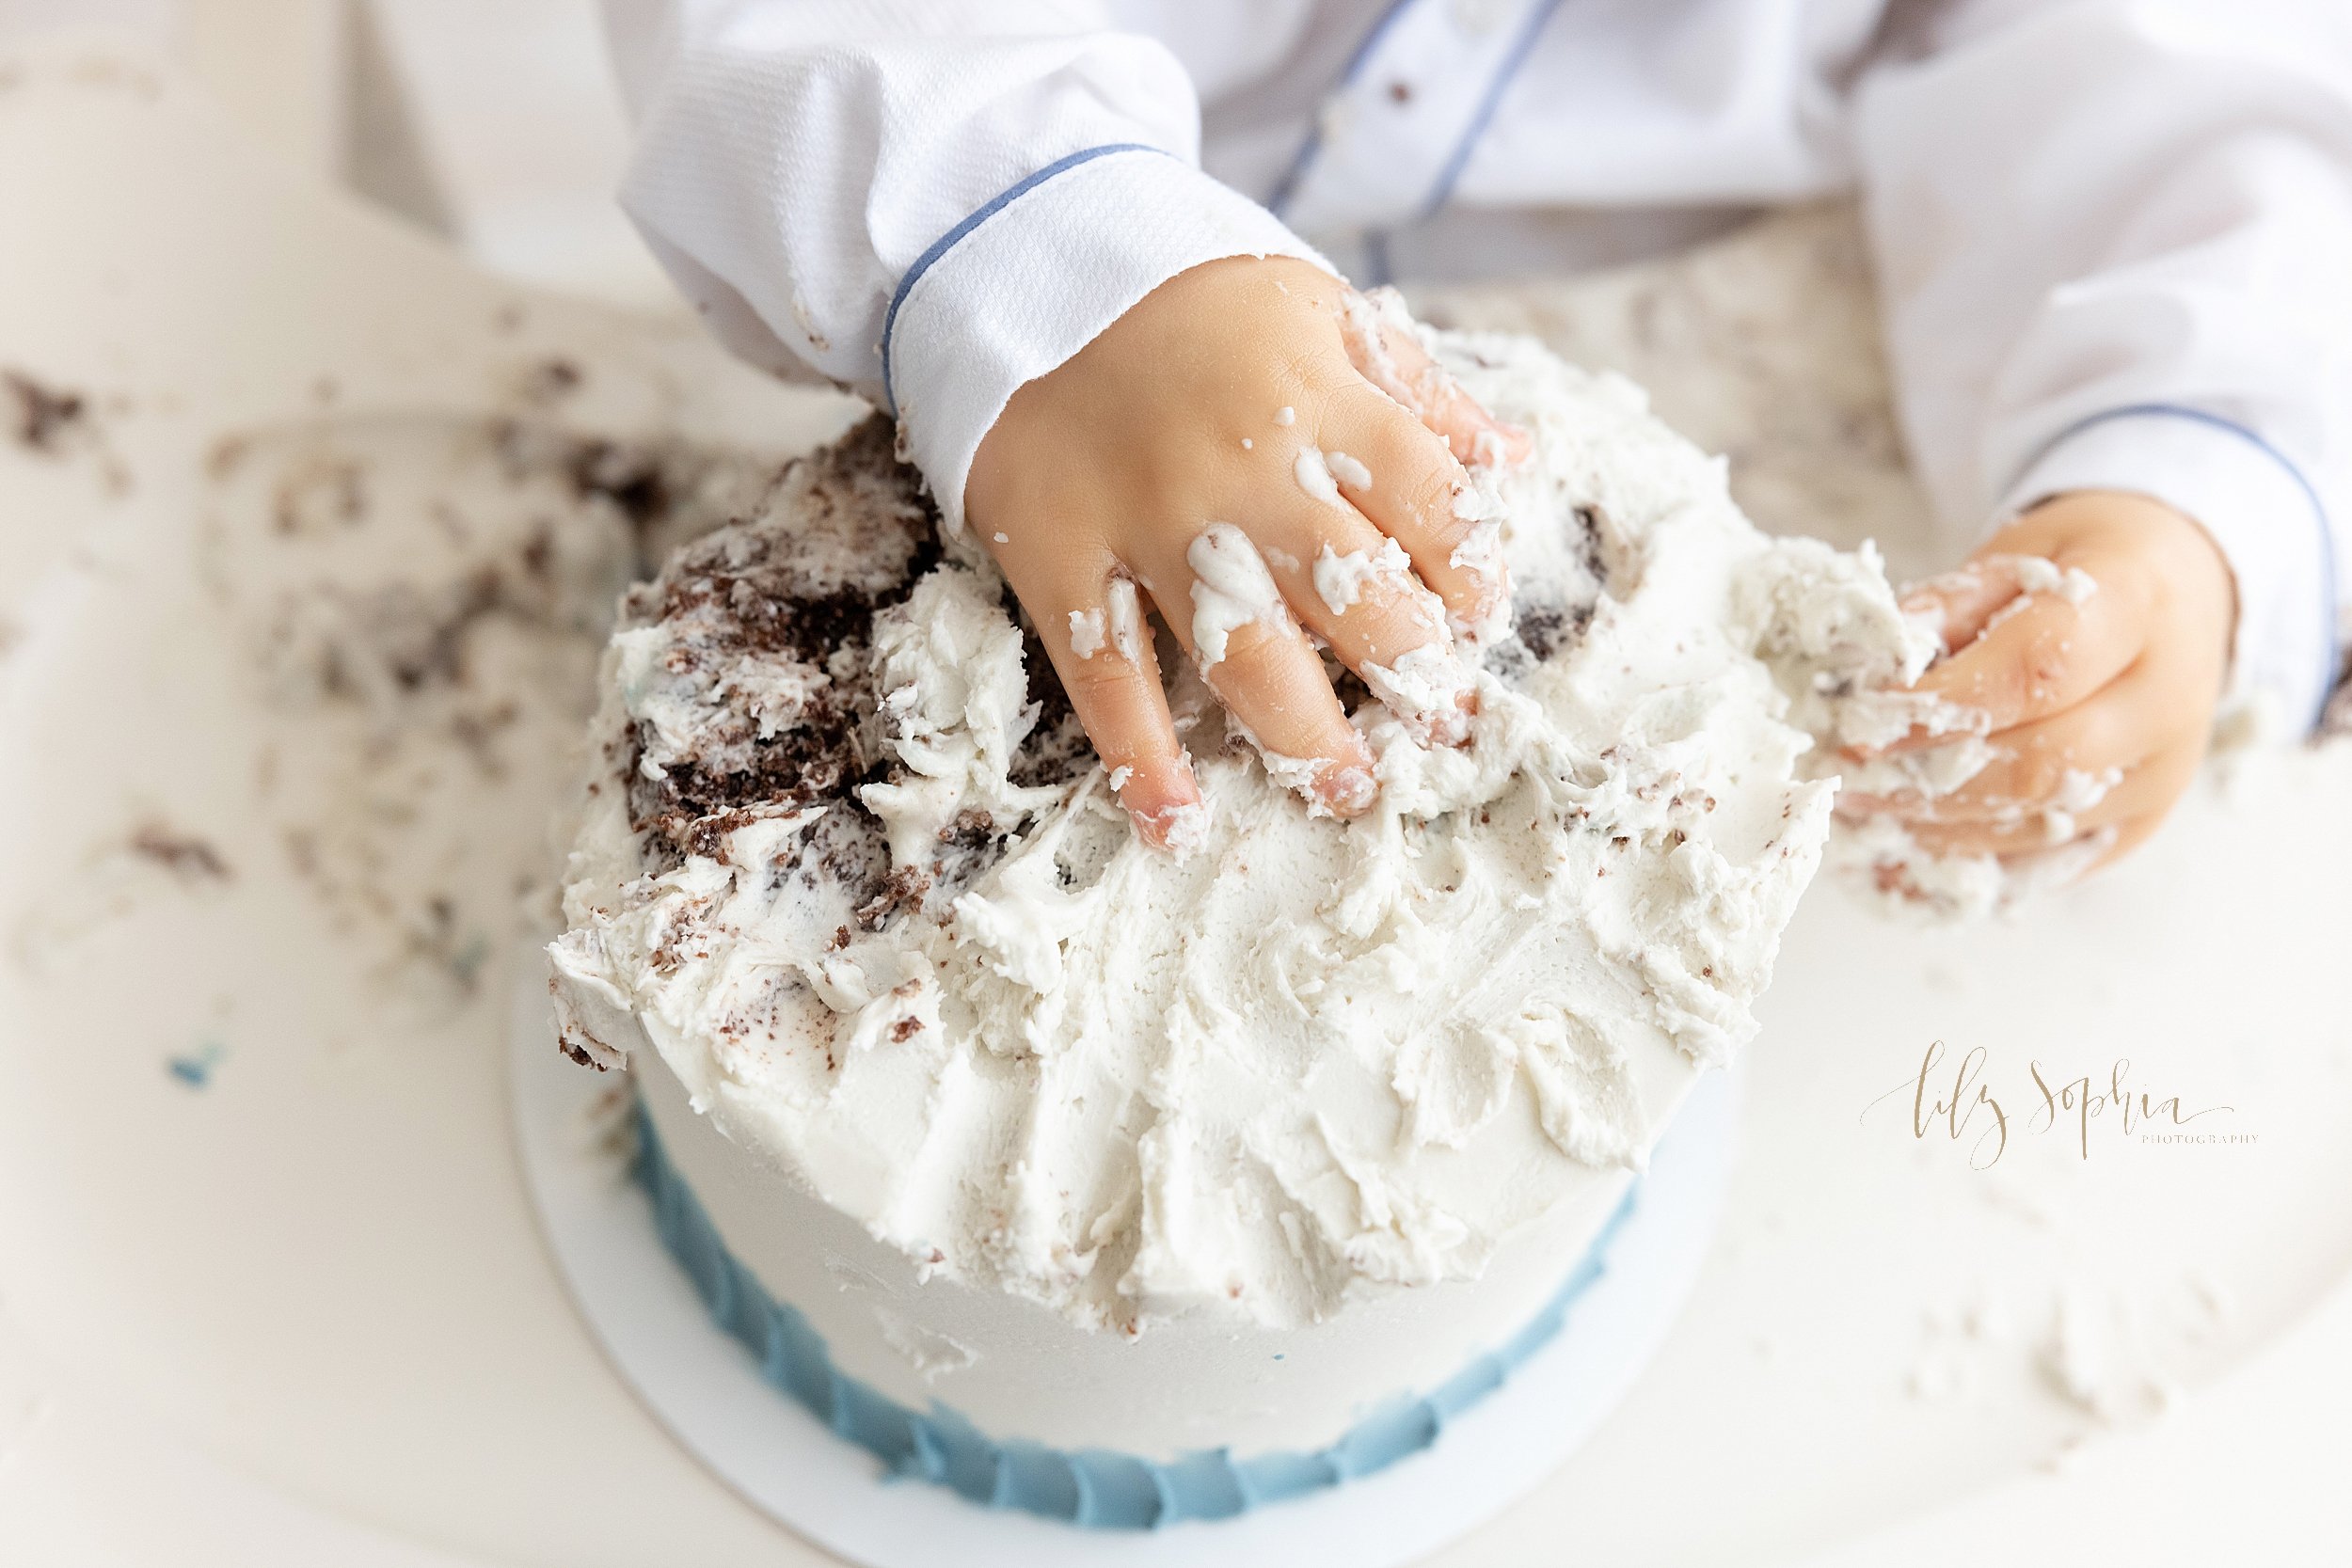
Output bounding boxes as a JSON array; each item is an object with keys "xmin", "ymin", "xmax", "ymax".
[{"xmin": 2, "ymin": 33, "xmax": 2347, "ymax": 1568}]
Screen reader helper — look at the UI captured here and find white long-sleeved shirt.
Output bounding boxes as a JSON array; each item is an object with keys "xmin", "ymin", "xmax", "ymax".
[{"xmin": 603, "ymin": 0, "xmax": 2352, "ymax": 735}]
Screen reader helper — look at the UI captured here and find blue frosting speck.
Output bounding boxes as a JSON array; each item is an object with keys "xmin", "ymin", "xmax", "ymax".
[
  {"xmin": 636, "ymin": 1102, "xmax": 1636, "ymax": 1529},
  {"xmin": 167, "ymin": 1041, "xmax": 226, "ymax": 1088}
]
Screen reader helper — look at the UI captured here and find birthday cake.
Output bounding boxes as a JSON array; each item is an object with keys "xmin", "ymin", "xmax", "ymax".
[{"xmin": 546, "ymin": 328, "xmax": 1931, "ymax": 1528}]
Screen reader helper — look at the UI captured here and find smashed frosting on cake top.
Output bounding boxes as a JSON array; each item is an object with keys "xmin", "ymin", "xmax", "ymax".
[{"xmin": 549, "ymin": 331, "xmax": 1931, "ymax": 1333}]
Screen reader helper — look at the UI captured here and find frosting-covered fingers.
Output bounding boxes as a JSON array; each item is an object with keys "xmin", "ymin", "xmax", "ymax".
[
  {"xmin": 1152, "ymin": 524, "xmax": 1377, "ymax": 816},
  {"xmin": 1898, "ymin": 552, "xmax": 2101, "ymax": 658},
  {"xmin": 1242, "ymin": 481, "xmax": 1474, "ymax": 747},
  {"xmin": 1894, "ymin": 733, "xmax": 2199, "ymax": 855},
  {"xmin": 1315, "ymin": 382, "xmax": 1511, "ymax": 645},
  {"xmin": 1334, "ymin": 285, "xmax": 1533, "ymax": 467},
  {"xmin": 1850, "ymin": 660, "xmax": 2173, "ymax": 824},
  {"xmin": 1045, "ymin": 571, "xmax": 1204, "ymax": 852},
  {"xmin": 1883, "ymin": 562, "xmax": 2134, "ymax": 747},
  {"xmin": 2089, "ymin": 809, "xmax": 2172, "ymax": 870}
]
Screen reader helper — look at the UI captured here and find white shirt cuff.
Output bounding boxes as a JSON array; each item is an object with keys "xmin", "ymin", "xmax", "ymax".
[
  {"xmin": 2002, "ymin": 409, "xmax": 2339, "ymax": 736},
  {"xmin": 882, "ymin": 145, "xmax": 1326, "ymax": 536}
]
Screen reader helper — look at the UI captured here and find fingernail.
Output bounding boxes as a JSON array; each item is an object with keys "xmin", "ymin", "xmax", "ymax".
[
  {"xmin": 1478, "ymin": 420, "xmax": 1534, "ymax": 467},
  {"xmin": 1119, "ymin": 756, "xmax": 1209, "ymax": 857},
  {"xmin": 1132, "ymin": 796, "xmax": 1210, "ymax": 859},
  {"xmin": 1145, "ymin": 800, "xmax": 1211, "ymax": 857},
  {"xmin": 1316, "ymin": 762, "xmax": 1378, "ymax": 817}
]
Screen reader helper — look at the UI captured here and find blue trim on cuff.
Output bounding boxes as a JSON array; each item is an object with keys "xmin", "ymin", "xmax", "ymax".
[
  {"xmin": 1268, "ymin": 0, "xmax": 1563, "ymax": 236},
  {"xmin": 878, "ymin": 142, "xmax": 1168, "ymax": 416},
  {"xmin": 1420, "ymin": 0, "xmax": 1565, "ymax": 220},
  {"xmin": 2022, "ymin": 403, "xmax": 2341, "ymax": 736}
]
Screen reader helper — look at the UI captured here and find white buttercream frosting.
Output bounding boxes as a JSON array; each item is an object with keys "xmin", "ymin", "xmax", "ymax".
[
  {"xmin": 1104, "ymin": 576, "xmax": 1145, "ymax": 665},
  {"xmin": 1313, "ymin": 538, "xmax": 1412, "ymax": 616},
  {"xmin": 550, "ymin": 331, "xmax": 1926, "ymax": 1336},
  {"xmin": 1185, "ymin": 522, "xmax": 1291, "ymax": 669},
  {"xmin": 1294, "ymin": 447, "xmax": 1343, "ymax": 507},
  {"xmin": 1327, "ymin": 450, "xmax": 1373, "ymax": 491}
]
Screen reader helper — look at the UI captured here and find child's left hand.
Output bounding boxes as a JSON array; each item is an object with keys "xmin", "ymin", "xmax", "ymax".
[{"xmin": 1844, "ymin": 490, "xmax": 2235, "ymax": 868}]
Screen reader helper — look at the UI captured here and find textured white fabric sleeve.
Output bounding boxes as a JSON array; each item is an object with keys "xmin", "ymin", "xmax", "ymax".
[
  {"xmin": 1855, "ymin": 0, "xmax": 2352, "ymax": 733},
  {"xmin": 600, "ymin": 0, "xmax": 1323, "ymax": 533},
  {"xmin": 2005, "ymin": 411, "xmax": 2332, "ymax": 730}
]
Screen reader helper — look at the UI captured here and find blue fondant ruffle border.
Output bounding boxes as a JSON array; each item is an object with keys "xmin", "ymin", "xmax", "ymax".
[{"xmin": 635, "ymin": 1102, "xmax": 1639, "ymax": 1529}]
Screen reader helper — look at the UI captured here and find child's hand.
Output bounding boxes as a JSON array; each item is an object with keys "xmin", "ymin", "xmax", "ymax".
[
  {"xmin": 965, "ymin": 255, "xmax": 1530, "ymax": 849},
  {"xmin": 1848, "ymin": 490, "xmax": 2235, "ymax": 868}
]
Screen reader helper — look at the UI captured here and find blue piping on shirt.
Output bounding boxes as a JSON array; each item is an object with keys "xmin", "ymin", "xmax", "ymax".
[
  {"xmin": 2021, "ymin": 403, "xmax": 2340, "ymax": 735},
  {"xmin": 1268, "ymin": 0, "xmax": 1566, "ymax": 243},
  {"xmin": 1420, "ymin": 0, "xmax": 1565, "ymax": 221},
  {"xmin": 1264, "ymin": 0, "xmax": 1420, "ymax": 224},
  {"xmin": 878, "ymin": 142, "xmax": 1169, "ymax": 415}
]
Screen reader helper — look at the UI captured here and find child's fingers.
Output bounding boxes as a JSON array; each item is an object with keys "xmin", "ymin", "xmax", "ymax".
[
  {"xmin": 2088, "ymin": 809, "xmax": 2171, "ymax": 870},
  {"xmin": 1884, "ymin": 724, "xmax": 2203, "ymax": 857},
  {"xmin": 1334, "ymin": 287, "xmax": 1533, "ymax": 467},
  {"xmin": 1315, "ymin": 381, "xmax": 1512, "ymax": 638},
  {"xmin": 1848, "ymin": 657, "xmax": 2171, "ymax": 822},
  {"xmin": 1883, "ymin": 746, "xmax": 2174, "ymax": 856},
  {"xmin": 1897, "ymin": 554, "xmax": 2074, "ymax": 656},
  {"xmin": 1138, "ymin": 525, "xmax": 1378, "ymax": 816},
  {"xmin": 1036, "ymin": 569, "xmax": 1203, "ymax": 851},
  {"xmin": 1232, "ymin": 481, "xmax": 1474, "ymax": 746},
  {"xmin": 1887, "ymin": 572, "xmax": 2138, "ymax": 747}
]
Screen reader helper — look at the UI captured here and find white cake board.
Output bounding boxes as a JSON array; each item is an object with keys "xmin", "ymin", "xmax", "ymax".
[{"xmin": 509, "ymin": 975, "xmax": 1735, "ymax": 1568}]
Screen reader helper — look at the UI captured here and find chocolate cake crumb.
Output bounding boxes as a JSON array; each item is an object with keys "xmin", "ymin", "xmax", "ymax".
[
  {"xmin": 556, "ymin": 1033, "xmax": 610, "ymax": 1070},
  {"xmin": 130, "ymin": 823, "xmax": 232, "ymax": 882},
  {"xmin": 608, "ymin": 411, "xmax": 1612, "ymax": 931},
  {"xmin": 856, "ymin": 864, "xmax": 929, "ymax": 930},
  {"xmin": 567, "ymin": 438, "xmax": 669, "ymax": 535},
  {"xmin": 6, "ymin": 369, "xmax": 87, "ymax": 452},
  {"xmin": 518, "ymin": 357, "xmax": 583, "ymax": 404},
  {"xmin": 1515, "ymin": 600, "xmax": 1594, "ymax": 662},
  {"xmin": 481, "ymin": 419, "xmax": 732, "ymax": 578},
  {"xmin": 272, "ymin": 450, "xmax": 366, "ymax": 533},
  {"xmin": 620, "ymin": 415, "xmax": 949, "ymax": 883},
  {"xmin": 1572, "ymin": 503, "xmax": 1609, "ymax": 585},
  {"xmin": 941, "ymin": 809, "xmax": 995, "ymax": 846}
]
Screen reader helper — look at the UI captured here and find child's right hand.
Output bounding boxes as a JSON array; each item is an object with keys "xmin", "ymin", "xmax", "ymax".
[{"xmin": 964, "ymin": 255, "xmax": 1530, "ymax": 850}]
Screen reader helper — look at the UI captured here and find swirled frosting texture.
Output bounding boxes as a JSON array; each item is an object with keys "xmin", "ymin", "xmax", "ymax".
[{"xmin": 550, "ymin": 332, "xmax": 1929, "ymax": 1335}]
